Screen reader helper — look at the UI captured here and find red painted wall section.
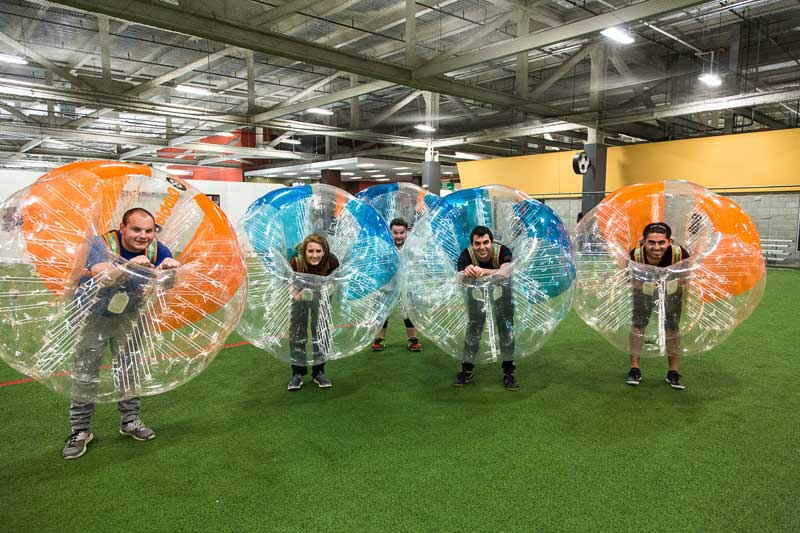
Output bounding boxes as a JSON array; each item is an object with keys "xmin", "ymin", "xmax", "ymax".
[{"xmin": 157, "ymin": 131, "xmax": 244, "ymax": 182}]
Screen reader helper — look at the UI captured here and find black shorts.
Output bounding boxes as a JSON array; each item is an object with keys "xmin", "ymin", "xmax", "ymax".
[{"xmin": 631, "ymin": 288, "xmax": 683, "ymax": 332}]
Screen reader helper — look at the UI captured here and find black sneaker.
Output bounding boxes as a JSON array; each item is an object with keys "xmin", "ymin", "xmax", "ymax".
[
  {"xmin": 666, "ymin": 370, "xmax": 685, "ymax": 390},
  {"xmin": 287, "ymin": 374, "xmax": 303, "ymax": 391},
  {"xmin": 313, "ymin": 373, "xmax": 332, "ymax": 388},
  {"xmin": 626, "ymin": 367, "xmax": 642, "ymax": 386},
  {"xmin": 453, "ymin": 371, "xmax": 474, "ymax": 387},
  {"xmin": 407, "ymin": 337, "xmax": 422, "ymax": 352},
  {"xmin": 503, "ymin": 373, "xmax": 519, "ymax": 391}
]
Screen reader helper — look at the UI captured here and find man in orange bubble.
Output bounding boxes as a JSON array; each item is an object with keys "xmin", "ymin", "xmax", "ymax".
[
  {"xmin": 64, "ymin": 208, "xmax": 179, "ymax": 460},
  {"xmin": 626, "ymin": 222, "xmax": 690, "ymax": 390}
]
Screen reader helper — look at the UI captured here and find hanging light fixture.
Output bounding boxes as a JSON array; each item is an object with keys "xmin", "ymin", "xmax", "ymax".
[{"xmin": 697, "ymin": 51, "xmax": 722, "ymax": 87}]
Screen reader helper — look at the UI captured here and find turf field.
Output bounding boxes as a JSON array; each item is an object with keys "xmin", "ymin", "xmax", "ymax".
[{"xmin": 1, "ymin": 268, "xmax": 798, "ymax": 532}]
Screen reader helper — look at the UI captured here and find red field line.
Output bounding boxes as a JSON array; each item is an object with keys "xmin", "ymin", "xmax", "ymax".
[{"xmin": 0, "ymin": 340, "xmax": 252, "ymax": 389}]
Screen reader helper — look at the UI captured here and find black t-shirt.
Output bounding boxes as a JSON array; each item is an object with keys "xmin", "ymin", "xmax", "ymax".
[
  {"xmin": 629, "ymin": 244, "xmax": 690, "ymax": 267},
  {"xmin": 457, "ymin": 244, "xmax": 512, "ymax": 271}
]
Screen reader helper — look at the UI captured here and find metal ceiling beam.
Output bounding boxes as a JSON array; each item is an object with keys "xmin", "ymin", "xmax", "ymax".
[
  {"xmin": 180, "ymin": 142, "xmax": 307, "ymax": 160},
  {"xmin": 0, "ymin": 101, "xmax": 42, "ymax": 125},
  {"xmin": 0, "ymin": 30, "xmax": 98, "ymax": 91},
  {"xmin": 281, "ymin": 71, "xmax": 342, "ymax": 107},
  {"xmin": 267, "ymin": 131, "xmax": 297, "ymax": 147},
  {"xmin": 530, "ymin": 43, "xmax": 598, "ymax": 100},
  {"xmin": 367, "ymin": 90, "xmax": 422, "ymax": 128},
  {"xmin": 119, "ymin": 146, "xmax": 155, "ymax": 160},
  {"xmin": 413, "ymin": 0, "xmax": 711, "ymax": 78},
  {"xmin": 251, "ymin": 0, "xmax": 320, "ymax": 26},
  {"xmin": 46, "ymin": 0, "xmax": 558, "ymax": 117},
  {"xmin": 445, "ymin": 95, "xmax": 481, "ymax": 125},
  {"xmin": 127, "ymin": 46, "xmax": 239, "ymax": 96},
  {"xmin": 252, "ymin": 80, "xmax": 394, "ymax": 122}
]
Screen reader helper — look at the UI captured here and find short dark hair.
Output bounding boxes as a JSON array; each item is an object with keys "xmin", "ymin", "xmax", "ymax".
[
  {"xmin": 122, "ymin": 207, "xmax": 156, "ymax": 226},
  {"xmin": 389, "ymin": 218, "xmax": 409, "ymax": 230},
  {"xmin": 643, "ymin": 222, "xmax": 672, "ymax": 239},
  {"xmin": 470, "ymin": 225, "xmax": 493, "ymax": 243}
]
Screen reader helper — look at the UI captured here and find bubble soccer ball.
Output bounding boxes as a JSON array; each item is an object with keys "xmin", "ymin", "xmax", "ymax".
[
  {"xmin": 0, "ymin": 161, "xmax": 247, "ymax": 402},
  {"xmin": 573, "ymin": 180, "xmax": 765, "ymax": 357},
  {"xmin": 237, "ymin": 184, "xmax": 400, "ymax": 366},
  {"xmin": 356, "ymin": 181, "xmax": 439, "ymax": 228},
  {"xmin": 403, "ymin": 185, "xmax": 575, "ymax": 365}
]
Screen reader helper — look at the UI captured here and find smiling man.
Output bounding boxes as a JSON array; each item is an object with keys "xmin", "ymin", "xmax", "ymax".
[
  {"xmin": 64, "ymin": 208, "xmax": 179, "ymax": 460},
  {"xmin": 453, "ymin": 226, "xmax": 517, "ymax": 391},
  {"xmin": 627, "ymin": 222, "xmax": 690, "ymax": 390}
]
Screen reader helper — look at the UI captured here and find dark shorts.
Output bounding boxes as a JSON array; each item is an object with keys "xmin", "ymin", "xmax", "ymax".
[{"xmin": 631, "ymin": 287, "xmax": 683, "ymax": 332}]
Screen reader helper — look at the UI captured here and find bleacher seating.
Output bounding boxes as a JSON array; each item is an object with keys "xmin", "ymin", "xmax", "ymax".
[{"xmin": 761, "ymin": 239, "xmax": 794, "ymax": 264}]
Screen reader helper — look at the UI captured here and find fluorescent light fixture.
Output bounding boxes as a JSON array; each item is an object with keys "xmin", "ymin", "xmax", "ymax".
[
  {"xmin": 281, "ymin": 139, "xmax": 302, "ymax": 145},
  {"xmin": 397, "ymin": 172, "xmax": 413, "ymax": 176},
  {"xmin": 414, "ymin": 124, "xmax": 436, "ymax": 132},
  {"xmin": 453, "ymin": 151, "xmax": 486, "ymax": 160},
  {"xmin": 698, "ymin": 73, "xmax": 722, "ymax": 87},
  {"xmin": 392, "ymin": 167, "xmax": 410, "ymax": 170},
  {"xmin": 601, "ymin": 27, "xmax": 634, "ymax": 45},
  {"xmin": 372, "ymin": 174, "xmax": 386, "ymax": 178},
  {"xmin": 365, "ymin": 169, "xmax": 380, "ymax": 173},
  {"xmin": 176, "ymin": 84, "xmax": 211, "ymax": 95},
  {"xmin": 285, "ymin": 172, "xmax": 298, "ymax": 176},
  {"xmin": 0, "ymin": 53, "xmax": 28, "ymax": 65},
  {"xmin": 297, "ymin": 176, "xmax": 310, "ymax": 179},
  {"xmin": 342, "ymin": 172, "xmax": 355, "ymax": 176},
  {"xmin": 376, "ymin": 178, "xmax": 390, "ymax": 182},
  {"xmin": 217, "ymin": 132, "xmax": 236, "ymax": 137},
  {"xmin": 166, "ymin": 169, "xmax": 193, "ymax": 176},
  {"xmin": 357, "ymin": 163, "xmax": 375, "ymax": 167},
  {"xmin": 307, "ymin": 107, "xmax": 334, "ymax": 116},
  {"xmin": 45, "ymin": 140, "xmax": 71, "ymax": 149}
]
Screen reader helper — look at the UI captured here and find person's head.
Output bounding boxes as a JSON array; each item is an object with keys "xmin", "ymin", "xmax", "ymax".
[
  {"xmin": 576, "ymin": 212, "xmax": 584, "ymax": 223},
  {"xmin": 470, "ymin": 226, "xmax": 494, "ymax": 261},
  {"xmin": 301, "ymin": 233, "xmax": 330, "ymax": 267},
  {"xmin": 642, "ymin": 222, "xmax": 672, "ymax": 262},
  {"xmin": 119, "ymin": 208, "xmax": 156, "ymax": 253},
  {"xmin": 389, "ymin": 218, "xmax": 409, "ymax": 248}
]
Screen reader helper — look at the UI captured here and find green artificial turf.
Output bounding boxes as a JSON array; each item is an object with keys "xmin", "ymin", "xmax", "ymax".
[{"xmin": 1, "ymin": 269, "xmax": 798, "ymax": 532}]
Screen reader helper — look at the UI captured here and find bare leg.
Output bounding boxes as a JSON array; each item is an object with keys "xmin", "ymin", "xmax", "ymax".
[
  {"xmin": 629, "ymin": 327, "xmax": 644, "ymax": 368},
  {"xmin": 666, "ymin": 331, "xmax": 681, "ymax": 372},
  {"xmin": 406, "ymin": 327, "xmax": 417, "ymax": 340}
]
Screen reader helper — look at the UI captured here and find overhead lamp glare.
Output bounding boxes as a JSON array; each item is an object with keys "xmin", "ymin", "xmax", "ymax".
[
  {"xmin": 307, "ymin": 107, "xmax": 334, "ymax": 116},
  {"xmin": 281, "ymin": 139, "xmax": 302, "ymax": 145},
  {"xmin": 414, "ymin": 124, "xmax": 436, "ymax": 132},
  {"xmin": 601, "ymin": 27, "xmax": 634, "ymax": 45},
  {"xmin": 0, "ymin": 53, "xmax": 28, "ymax": 65}
]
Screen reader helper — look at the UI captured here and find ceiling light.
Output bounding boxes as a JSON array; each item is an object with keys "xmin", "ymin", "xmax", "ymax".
[
  {"xmin": 453, "ymin": 151, "xmax": 487, "ymax": 160},
  {"xmin": 698, "ymin": 73, "xmax": 722, "ymax": 87},
  {"xmin": 176, "ymin": 84, "xmax": 211, "ymax": 95},
  {"xmin": 601, "ymin": 27, "xmax": 634, "ymax": 45},
  {"xmin": 414, "ymin": 124, "xmax": 436, "ymax": 132},
  {"xmin": 0, "ymin": 53, "xmax": 28, "ymax": 65},
  {"xmin": 376, "ymin": 178, "xmax": 390, "ymax": 182},
  {"xmin": 397, "ymin": 172, "xmax": 412, "ymax": 176},
  {"xmin": 372, "ymin": 174, "xmax": 386, "ymax": 178},
  {"xmin": 393, "ymin": 167, "xmax": 410, "ymax": 170},
  {"xmin": 285, "ymin": 172, "xmax": 298, "ymax": 176},
  {"xmin": 365, "ymin": 169, "xmax": 380, "ymax": 173},
  {"xmin": 357, "ymin": 163, "xmax": 375, "ymax": 167},
  {"xmin": 307, "ymin": 107, "xmax": 334, "ymax": 116},
  {"xmin": 281, "ymin": 139, "xmax": 302, "ymax": 145},
  {"xmin": 217, "ymin": 132, "xmax": 236, "ymax": 137},
  {"xmin": 342, "ymin": 172, "xmax": 355, "ymax": 176}
]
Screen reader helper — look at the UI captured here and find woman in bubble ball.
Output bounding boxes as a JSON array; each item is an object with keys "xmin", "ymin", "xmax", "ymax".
[
  {"xmin": 287, "ymin": 233, "xmax": 340, "ymax": 391},
  {"xmin": 626, "ymin": 222, "xmax": 690, "ymax": 390}
]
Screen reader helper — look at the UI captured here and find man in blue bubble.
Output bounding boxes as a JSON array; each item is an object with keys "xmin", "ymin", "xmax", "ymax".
[
  {"xmin": 453, "ymin": 225, "xmax": 518, "ymax": 391},
  {"xmin": 626, "ymin": 222, "xmax": 690, "ymax": 390},
  {"xmin": 63, "ymin": 208, "xmax": 179, "ymax": 459}
]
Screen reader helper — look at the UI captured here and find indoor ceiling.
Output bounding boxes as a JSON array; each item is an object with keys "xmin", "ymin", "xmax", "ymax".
[{"xmin": 0, "ymin": 0, "xmax": 797, "ymax": 178}]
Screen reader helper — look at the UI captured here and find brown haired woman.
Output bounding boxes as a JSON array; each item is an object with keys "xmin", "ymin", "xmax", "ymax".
[{"xmin": 287, "ymin": 233, "xmax": 340, "ymax": 391}]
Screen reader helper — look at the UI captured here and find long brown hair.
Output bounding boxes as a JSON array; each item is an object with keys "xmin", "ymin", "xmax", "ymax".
[{"xmin": 296, "ymin": 233, "xmax": 333, "ymax": 275}]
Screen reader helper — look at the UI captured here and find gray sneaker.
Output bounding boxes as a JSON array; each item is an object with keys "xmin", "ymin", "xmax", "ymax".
[
  {"xmin": 288, "ymin": 374, "xmax": 303, "ymax": 391},
  {"xmin": 63, "ymin": 431, "xmax": 93, "ymax": 460},
  {"xmin": 119, "ymin": 418, "xmax": 156, "ymax": 441},
  {"xmin": 313, "ymin": 373, "xmax": 332, "ymax": 388}
]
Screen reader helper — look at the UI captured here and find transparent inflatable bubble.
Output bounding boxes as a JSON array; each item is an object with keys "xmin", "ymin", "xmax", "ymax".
[
  {"xmin": 403, "ymin": 185, "xmax": 575, "ymax": 365},
  {"xmin": 573, "ymin": 180, "xmax": 765, "ymax": 357},
  {"xmin": 0, "ymin": 161, "xmax": 247, "ymax": 402},
  {"xmin": 356, "ymin": 181, "xmax": 439, "ymax": 228},
  {"xmin": 237, "ymin": 184, "xmax": 400, "ymax": 366}
]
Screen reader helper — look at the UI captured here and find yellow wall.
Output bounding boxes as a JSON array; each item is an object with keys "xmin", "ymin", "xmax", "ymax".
[{"xmin": 457, "ymin": 128, "xmax": 800, "ymax": 195}]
